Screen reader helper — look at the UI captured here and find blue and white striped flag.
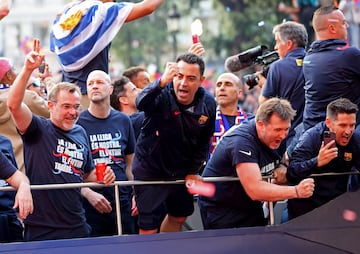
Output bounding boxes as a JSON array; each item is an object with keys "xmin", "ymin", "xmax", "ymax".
[{"xmin": 50, "ymin": 1, "xmax": 133, "ymax": 72}]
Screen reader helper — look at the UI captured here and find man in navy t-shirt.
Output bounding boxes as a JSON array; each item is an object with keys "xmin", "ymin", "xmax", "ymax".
[
  {"xmin": 198, "ymin": 98, "xmax": 315, "ymax": 230},
  {"xmin": 7, "ymin": 39, "xmax": 115, "ymax": 241},
  {"xmin": 0, "ymin": 136, "xmax": 33, "ymax": 242},
  {"xmin": 78, "ymin": 70, "xmax": 136, "ymax": 236}
]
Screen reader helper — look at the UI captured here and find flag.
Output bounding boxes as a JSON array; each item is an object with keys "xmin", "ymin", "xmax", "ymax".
[{"xmin": 50, "ymin": 1, "xmax": 133, "ymax": 72}]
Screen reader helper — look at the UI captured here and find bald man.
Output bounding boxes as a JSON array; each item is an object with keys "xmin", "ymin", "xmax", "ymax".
[
  {"xmin": 302, "ymin": 5, "xmax": 360, "ymax": 131},
  {"xmin": 77, "ymin": 70, "xmax": 136, "ymax": 236},
  {"xmin": 209, "ymin": 73, "xmax": 251, "ymax": 156}
]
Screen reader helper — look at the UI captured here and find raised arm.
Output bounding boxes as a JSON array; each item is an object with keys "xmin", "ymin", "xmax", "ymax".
[
  {"xmin": 125, "ymin": 0, "xmax": 164, "ymax": 22},
  {"xmin": 7, "ymin": 39, "xmax": 45, "ymax": 134}
]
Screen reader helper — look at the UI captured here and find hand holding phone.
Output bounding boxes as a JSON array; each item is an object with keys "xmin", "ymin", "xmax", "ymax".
[{"xmin": 38, "ymin": 63, "xmax": 45, "ymax": 73}]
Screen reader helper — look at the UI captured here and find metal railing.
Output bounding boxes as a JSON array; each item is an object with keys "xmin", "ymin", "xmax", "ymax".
[{"xmin": 0, "ymin": 171, "xmax": 358, "ymax": 235}]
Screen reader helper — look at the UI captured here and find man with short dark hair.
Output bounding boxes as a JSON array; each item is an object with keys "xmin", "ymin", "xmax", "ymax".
[
  {"xmin": 287, "ymin": 98, "xmax": 360, "ymax": 219},
  {"xmin": 133, "ymin": 53, "xmax": 216, "ymax": 234},
  {"xmin": 123, "ymin": 66, "xmax": 150, "ymax": 89},
  {"xmin": 110, "ymin": 76, "xmax": 143, "ymax": 140}
]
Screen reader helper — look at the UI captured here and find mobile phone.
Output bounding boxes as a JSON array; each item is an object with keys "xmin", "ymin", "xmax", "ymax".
[
  {"xmin": 323, "ymin": 131, "xmax": 336, "ymax": 148},
  {"xmin": 38, "ymin": 63, "xmax": 46, "ymax": 74}
]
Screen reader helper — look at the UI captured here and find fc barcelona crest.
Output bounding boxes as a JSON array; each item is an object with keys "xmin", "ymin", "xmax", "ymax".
[
  {"xmin": 344, "ymin": 152, "xmax": 352, "ymax": 162},
  {"xmin": 198, "ymin": 115, "xmax": 208, "ymax": 125}
]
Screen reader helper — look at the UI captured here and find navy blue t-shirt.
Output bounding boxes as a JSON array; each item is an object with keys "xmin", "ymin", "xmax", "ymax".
[
  {"xmin": 0, "ymin": 136, "xmax": 17, "ymax": 213},
  {"xmin": 303, "ymin": 39, "xmax": 360, "ymax": 130},
  {"xmin": 0, "ymin": 152, "xmax": 16, "ymax": 183},
  {"xmin": 0, "ymin": 151, "xmax": 17, "ymax": 212},
  {"xmin": 199, "ymin": 120, "xmax": 282, "ymax": 222},
  {"xmin": 22, "ymin": 115, "xmax": 94, "ymax": 229},
  {"xmin": 77, "ymin": 109, "xmax": 135, "ymax": 202}
]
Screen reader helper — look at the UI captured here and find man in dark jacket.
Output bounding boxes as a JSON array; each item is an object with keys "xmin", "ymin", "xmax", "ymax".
[
  {"xmin": 287, "ymin": 98, "xmax": 360, "ymax": 219},
  {"xmin": 302, "ymin": 6, "xmax": 360, "ymax": 131},
  {"xmin": 132, "ymin": 53, "xmax": 216, "ymax": 234}
]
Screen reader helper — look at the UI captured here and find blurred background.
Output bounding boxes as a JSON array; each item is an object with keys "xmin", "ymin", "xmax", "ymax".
[{"xmin": 0, "ymin": 0, "xmax": 300, "ymax": 88}]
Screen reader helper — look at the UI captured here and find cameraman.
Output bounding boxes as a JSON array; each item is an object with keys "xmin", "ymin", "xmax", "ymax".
[{"xmin": 259, "ymin": 21, "xmax": 308, "ymax": 154}]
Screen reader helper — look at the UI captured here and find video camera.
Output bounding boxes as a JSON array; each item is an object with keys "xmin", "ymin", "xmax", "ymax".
[
  {"xmin": 243, "ymin": 50, "xmax": 279, "ymax": 89},
  {"xmin": 225, "ymin": 45, "xmax": 279, "ymax": 90}
]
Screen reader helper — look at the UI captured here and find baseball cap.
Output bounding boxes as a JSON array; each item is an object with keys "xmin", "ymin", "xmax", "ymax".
[{"xmin": 0, "ymin": 57, "xmax": 12, "ymax": 81}]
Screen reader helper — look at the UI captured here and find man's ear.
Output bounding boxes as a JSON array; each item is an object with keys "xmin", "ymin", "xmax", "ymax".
[
  {"xmin": 257, "ymin": 120, "xmax": 264, "ymax": 128},
  {"xmin": 48, "ymin": 100, "xmax": 55, "ymax": 111},
  {"xmin": 119, "ymin": 96, "xmax": 128, "ymax": 105},
  {"xmin": 325, "ymin": 117, "xmax": 332, "ymax": 129},
  {"xmin": 237, "ymin": 89, "xmax": 243, "ymax": 100}
]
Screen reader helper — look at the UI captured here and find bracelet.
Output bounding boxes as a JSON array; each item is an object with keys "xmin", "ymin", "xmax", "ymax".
[{"xmin": 295, "ymin": 186, "xmax": 299, "ymax": 198}]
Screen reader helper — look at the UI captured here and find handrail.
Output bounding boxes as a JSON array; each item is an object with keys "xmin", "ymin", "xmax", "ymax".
[{"xmin": 1, "ymin": 172, "xmax": 359, "ymax": 235}]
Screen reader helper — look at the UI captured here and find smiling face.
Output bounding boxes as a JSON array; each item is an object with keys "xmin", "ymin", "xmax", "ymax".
[
  {"xmin": 326, "ymin": 113, "xmax": 356, "ymax": 147},
  {"xmin": 49, "ymin": 89, "xmax": 81, "ymax": 131},
  {"xmin": 256, "ymin": 113, "xmax": 290, "ymax": 149},
  {"xmin": 173, "ymin": 60, "xmax": 204, "ymax": 105}
]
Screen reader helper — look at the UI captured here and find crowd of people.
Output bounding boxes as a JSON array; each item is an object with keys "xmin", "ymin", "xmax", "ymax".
[{"xmin": 0, "ymin": 0, "xmax": 359, "ymax": 244}]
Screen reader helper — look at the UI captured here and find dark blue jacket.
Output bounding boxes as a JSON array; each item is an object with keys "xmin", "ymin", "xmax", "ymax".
[
  {"xmin": 303, "ymin": 39, "xmax": 360, "ymax": 131},
  {"xmin": 133, "ymin": 80, "xmax": 216, "ymax": 180},
  {"xmin": 287, "ymin": 122, "xmax": 360, "ymax": 219}
]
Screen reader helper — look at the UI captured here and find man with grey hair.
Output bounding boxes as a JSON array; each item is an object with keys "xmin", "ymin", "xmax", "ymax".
[
  {"xmin": 259, "ymin": 21, "xmax": 308, "ymax": 155},
  {"xmin": 198, "ymin": 98, "xmax": 315, "ymax": 230}
]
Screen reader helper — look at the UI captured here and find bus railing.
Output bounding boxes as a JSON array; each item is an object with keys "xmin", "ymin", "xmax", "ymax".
[{"xmin": 0, "ymin": 171, "xmax": 358, "ymax": 235}]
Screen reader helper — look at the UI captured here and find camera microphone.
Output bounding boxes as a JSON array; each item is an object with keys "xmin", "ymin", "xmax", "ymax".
[
  {"xmin": 224, "ymin": 45, "xmax": 268, "ymax": 73},
  {"xmin": 224, "ymin": 55, "xmax": 248, "ymax": 73}
]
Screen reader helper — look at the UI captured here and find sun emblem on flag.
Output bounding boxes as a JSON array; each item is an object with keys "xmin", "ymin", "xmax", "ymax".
[{"xmin": 60, "ymin": 10, "xmax": 83, "ymax": 31}]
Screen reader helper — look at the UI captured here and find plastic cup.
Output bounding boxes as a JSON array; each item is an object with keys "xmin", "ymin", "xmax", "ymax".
[{"xmin": 96, "ymin": 162, "xmax": 106, "ymax": 182}]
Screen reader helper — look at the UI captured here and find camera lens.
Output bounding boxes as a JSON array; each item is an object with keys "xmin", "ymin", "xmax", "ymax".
[{"xmin": 243, "ymin": 74, "xmax": 259, "ymax": 89}]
